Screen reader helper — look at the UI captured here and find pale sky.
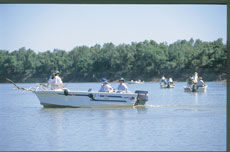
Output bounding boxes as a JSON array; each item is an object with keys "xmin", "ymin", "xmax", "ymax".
[{"xmin": 0, "ymin": 4, "xmax": 227, "ymax": 52}]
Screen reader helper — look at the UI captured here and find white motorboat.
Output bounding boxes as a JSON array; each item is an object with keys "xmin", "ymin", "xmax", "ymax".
[
  {"xmin": 128, "ymin": 80, "xmax": 144, "ymax": 84},
  {"xmin": 184, "ymin": 85, "xmax": 207, "ymax": 92},
  {"xmin": 34, "ymin": 89, "xmax": 148, "ymax": 108},
  {"xmin": 5, "ymin": 78, "xmax": 148, "ymax": 108}
]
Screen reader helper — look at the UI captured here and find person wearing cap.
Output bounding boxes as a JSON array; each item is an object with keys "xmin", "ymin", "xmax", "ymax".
[
  {"xmin": 53, "ymin": 70, "xmax": 64, "ymax": 90},
  {"xmin": 98, "ymin": 78, "xmax": 113, "ymax": 92},
  {"xmin": 117, "ymin": 77, "xmax": 128, "ymax": 93}
]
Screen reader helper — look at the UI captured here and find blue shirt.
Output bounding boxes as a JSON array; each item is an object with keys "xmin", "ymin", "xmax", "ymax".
[{"xmin": 117, "ymin": 83, "xmax": 128, "ymax": 93}]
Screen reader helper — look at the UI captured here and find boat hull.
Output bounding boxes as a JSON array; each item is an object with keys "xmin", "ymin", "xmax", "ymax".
[
  {"xmin": 160, "ymin": 84, "xmax": 175, "ymax": 88},
  {"xmin": 34, "ymin": 90, "xmax": 139, "ymax": 108},
  {"xmin": 184, "ymin": 85, "xmax": 207, "ymax": 92}
]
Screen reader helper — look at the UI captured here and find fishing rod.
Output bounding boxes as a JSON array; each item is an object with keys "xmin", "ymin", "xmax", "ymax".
[{"xmin": 5, "ymin": 78, "xmax": 37, "ymax": 91}]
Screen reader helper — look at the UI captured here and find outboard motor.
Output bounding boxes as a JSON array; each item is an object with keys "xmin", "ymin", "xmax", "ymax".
[{"xmin": 134, "ymin": 90, "xmax": 148, "ymax": 106}]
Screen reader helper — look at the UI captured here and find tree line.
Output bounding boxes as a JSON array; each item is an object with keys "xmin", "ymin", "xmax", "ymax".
[{"xmin": 0, "ymin": 38, "xmax": 226, "ymax": 83}]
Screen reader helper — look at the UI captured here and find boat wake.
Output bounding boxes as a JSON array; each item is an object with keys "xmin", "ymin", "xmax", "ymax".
[{"xmin": 146, "ymin": 104, "xmax": 225, "ymax": 110}]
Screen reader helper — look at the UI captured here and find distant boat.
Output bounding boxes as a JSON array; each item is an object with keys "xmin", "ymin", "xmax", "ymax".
[
  {"xmin": 34, "ymin": 89, "xmax": 149, "ymax": 108},
  {"xmin": 160, "ymin": 83, "xmax": 175, "ymax": 88},
  {"xmin": 160, "ymin": 84, "xmax": 175, "ymax": 88},
  {"xmin": 128, "ymin": 80, "xmax": 144, "ymax": 84},
  {"xmin": 184, "ymin": 85, "xmax": 207, "ymax": 92}
]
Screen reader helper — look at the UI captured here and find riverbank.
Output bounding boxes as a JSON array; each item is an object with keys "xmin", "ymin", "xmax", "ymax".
[
  {"xmin": 0, "ymin": 71, "xmax": 226, "ymax": 83},
  {"xmin": 1, "ymin": 78, "xmax": 226, "ymax": 84}
]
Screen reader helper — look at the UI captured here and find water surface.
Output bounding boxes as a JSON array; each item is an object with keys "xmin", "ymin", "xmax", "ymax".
[{"xmin": 0, "ymin": 82, "xmax": 226, "ymax": 151}]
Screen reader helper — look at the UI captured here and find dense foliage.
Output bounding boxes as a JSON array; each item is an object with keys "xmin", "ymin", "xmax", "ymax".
[{"xmin": 0, "ymin": 38, "xmax": 226, "ymax": 83}]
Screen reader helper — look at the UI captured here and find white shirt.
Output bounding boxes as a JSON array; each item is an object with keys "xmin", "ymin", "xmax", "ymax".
[
  {"xmin": 193, "ymin": 74, "xmax": 198, "ymax": 83},
  {"xmin": 117, "ymin": 83, "xmax": 128, "ymax": 93},
  {"xmin": 48, "ymin": 77, "xmax": 55, "ymax": 90},
  {"xmin": 198, "ymin": 79, "xmax": 205, "ymax": 86},
  {"xmin": 98, "ymin": 83, "xmax": 113, "ymax": 92},
  {"xmin": 169, "ymin": 78, "xmax": 173, "ymax": 82},
  {"xmin": 53, "ymin": 76, "xmax": 63, "ymax": 89}
]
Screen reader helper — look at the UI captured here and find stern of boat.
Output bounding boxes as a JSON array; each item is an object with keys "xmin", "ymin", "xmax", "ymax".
[{"xmin": 134, "ymin": 90, "xmax": 148, "ymax": 106}]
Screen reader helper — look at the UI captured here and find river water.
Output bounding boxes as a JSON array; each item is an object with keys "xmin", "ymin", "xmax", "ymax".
[{"xmin": 0, "ymin": 82, "xmax": 226, "ymax": 151}]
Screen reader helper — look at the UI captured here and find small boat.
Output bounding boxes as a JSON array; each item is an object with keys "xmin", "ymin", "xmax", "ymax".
[
  {"xmin": 128, "ymin": 80, "xmax": 144, "ymax": 84},
  {"xmin": 160, "ymin": 83, "xmax": 175, "ymax": 88},
  {"xmin": 184, "ymin": 85, "xmax": 207, "ymax": 92},
  {"xmin": 34, "ymin": 89, "xmax": 148, "ymax": 108},
  {"xmin": 5, "ymin": 78, "xmax": 148, "ymax": 108}
]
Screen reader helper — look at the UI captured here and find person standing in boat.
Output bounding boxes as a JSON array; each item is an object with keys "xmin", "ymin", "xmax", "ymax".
[
  {"xmin": 117, "ymin": 77, "xmax": 128, "ymax": 93},
  {"xmin": 192, "ymin": 72, "xmax": 198, "ymax": 84},
  {"xmin": 192, "ymin": 72, "xmax": 199, "ymax": 90},
  {"xmin": 98, "ymin": 78, "xmax": 113, "ymax": 92},
  {"xmin": 53, "ymin": 70, "xmax": 64, "ymax": 90}
]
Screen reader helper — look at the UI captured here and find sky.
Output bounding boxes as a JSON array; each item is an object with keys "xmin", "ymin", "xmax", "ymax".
[{"xmin": 0, "ymin": 4, "xmax": 227, "ymax": 52}]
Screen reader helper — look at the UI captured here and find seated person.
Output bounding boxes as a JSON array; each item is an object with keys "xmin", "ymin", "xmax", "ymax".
[
  {"xmin": 168, "ymin": 77, "xmax": 174, "ymax": 85},
  {"xmin": 47, "ymin": 73, "xmax": 55, "ymax": 90},
  {"xmin": 98, "ymin": 78, "xmax": 113, "ymax": 92},
  {"xmin": 117, "ymin": 77, "xmax": 128, "ymax": 93},
  {"xmin": 197, "ymin": 77, "xmax": 205, "ymax": 87},
  {"xmin": 160, "ymin": 75, "xmax": 167, "ymax": 85},
  {"xmin": 186, "ymin": 76, "xmax": 193, "ymax": 87},
  {"xmin": 52, "ymin": 70, "xmax": 64, "ymax": 90}
]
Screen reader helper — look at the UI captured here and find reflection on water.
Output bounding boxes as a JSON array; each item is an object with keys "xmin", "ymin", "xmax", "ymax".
[
  {"xmin": 134, "ymin": 106, "xmax": 148, "ymax": 114},
  {"xmin": 0, "ymin": 82, "xmax": 226, "ymax": 151},
  {"xmin": 194, "ymin": 92, "xmax": 198, "ymax": 106}
]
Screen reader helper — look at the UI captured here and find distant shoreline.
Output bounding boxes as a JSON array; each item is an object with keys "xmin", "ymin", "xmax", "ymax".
[
  {"xmin": 0, "ymin": 38, "xmax": 226, "ymax": 85},
  {"xmin": 0, "ymin": 79, "xmax": 226, "ymax": 84}
]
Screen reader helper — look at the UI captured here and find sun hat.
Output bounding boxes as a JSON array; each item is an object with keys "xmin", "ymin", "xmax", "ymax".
[{"xmin": 119, "ymin": 77, "xmax": 125, "ymax": 82}]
